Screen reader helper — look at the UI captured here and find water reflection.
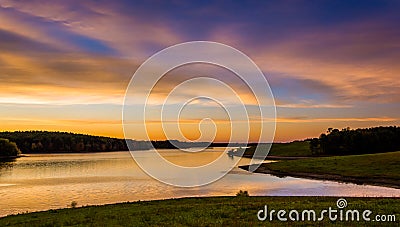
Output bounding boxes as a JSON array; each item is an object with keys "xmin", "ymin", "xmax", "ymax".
[{"xmin": 0, "ymin": 149, "xmax": 398, "ymax": 217}]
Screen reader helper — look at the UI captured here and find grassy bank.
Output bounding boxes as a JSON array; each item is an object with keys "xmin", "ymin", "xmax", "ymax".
[
  {"xmin": 268, "ymin": 141, "xmax": 312, "ymax": 157},
  {"xmin": 242, "ymin": 141, "xmax": 312, "ymax": 159},
  {"xmin": 243, "ymin": 151, "xmax": 400, "ymax": 188},
  {"xmin": 0, "ymin": 197, "xmax": 398, "ymax": 226}
]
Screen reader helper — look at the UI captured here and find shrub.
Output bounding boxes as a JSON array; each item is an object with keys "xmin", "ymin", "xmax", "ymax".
[
  {"xmin": 236, "ymin": 190, "xmax": 249, "ymax": 197},
  {"xmin": 70, "ymin": 201, "xmax": 78, "ymax": 208}
]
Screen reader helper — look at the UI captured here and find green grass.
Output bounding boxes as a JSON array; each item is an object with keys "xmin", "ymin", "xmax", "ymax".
[
  {"xmin": 260, "ymin": 151, "xmax": 400, "ymax": 187},
  {"xmin": 268, "ymin": 141, "xmax": 312, "ymax": 157},
  {"xmin": 0, "ymin": 197, "xmax": 398, "ymax": 226},
  {"xmin": 243, "ymin": 141, "xmax": 312, "ymax": 157}
]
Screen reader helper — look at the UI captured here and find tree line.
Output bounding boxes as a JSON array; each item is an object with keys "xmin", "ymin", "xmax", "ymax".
[
  {"xmin": 0, "ymin": 131, "xmax": 128, "ymax": 153},
  {"xmin": 0, "ymin": 131, "xmax": 216, "ymax": 154},
  {"xmin": 309, "ymin": 126, "xmax": 400, "ymax": 155}
]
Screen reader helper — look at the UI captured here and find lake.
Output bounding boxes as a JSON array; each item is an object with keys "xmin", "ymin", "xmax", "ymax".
[{"xmin": 0, "ymin": 148, "xmax": 398, "ymax": 217}]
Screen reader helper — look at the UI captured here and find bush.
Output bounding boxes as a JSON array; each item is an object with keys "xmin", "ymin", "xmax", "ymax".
[
  {"xmin": 0, "ymin": 138, "xmax": 21, "ymax": 157},
  {"xmin": 70, "ymin": 201, "xmax": 78, "ymax": 208},
  {"xmin": 236, "ymin": 190, "xmax": 249, "ymax": 197}
]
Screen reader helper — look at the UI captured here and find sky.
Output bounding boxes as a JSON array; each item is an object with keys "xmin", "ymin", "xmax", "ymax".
[{"xmin": 0, "ymin": 0, "xmax": 399, "ymax": 142}]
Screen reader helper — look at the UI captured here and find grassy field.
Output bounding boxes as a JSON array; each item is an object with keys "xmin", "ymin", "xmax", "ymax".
[
  {"xmin": 243, "ymin": 141, "xmax": 312, "ymax": 158},
  {"xmin": 0, "ymin": 197, "xmax": 398, "ymax": 226},
  {"xmin": 268, "ymin": 141, "xmax": 312, "ymax": 157},
  {"xmin": 250, "ymin": 151, "xmax": 400, "ymax": 188}
]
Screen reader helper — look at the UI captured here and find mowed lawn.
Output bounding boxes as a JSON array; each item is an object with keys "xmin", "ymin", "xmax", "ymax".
[{"xmin": 0, "ymin": 197, "xmax": 398, "ymax": 226}]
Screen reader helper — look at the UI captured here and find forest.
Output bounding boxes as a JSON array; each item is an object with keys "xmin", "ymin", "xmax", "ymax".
[
  {"xmin": 0, "ymin": 131, "xmax": 215, "ymax": 154},
  {"xmin": 0, "ymin": 131, "xmax": 128, "ymax": 153},
  {"xmin": 309, "ymin": 126, "xmax": 400, "ymax": 155}
]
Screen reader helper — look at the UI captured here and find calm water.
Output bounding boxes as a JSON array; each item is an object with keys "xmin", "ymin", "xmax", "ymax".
[{"xmin": 0, "ymin": 148, "xmax": 398, "ymax": 217}]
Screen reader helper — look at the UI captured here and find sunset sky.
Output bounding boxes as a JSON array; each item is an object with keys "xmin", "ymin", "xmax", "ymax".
[{"xmin": 0, "ymin": 0, "xmax": 399, "ymax": 142}]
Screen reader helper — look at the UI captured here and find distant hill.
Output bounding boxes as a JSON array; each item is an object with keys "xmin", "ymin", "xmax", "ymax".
[
  {"xmin": 0, "ymin": 131, "xmax": 128, "ymax": 153},
  {"xmin": 0, "ymin": 131, "xmax": 214, "ymax": 154}
]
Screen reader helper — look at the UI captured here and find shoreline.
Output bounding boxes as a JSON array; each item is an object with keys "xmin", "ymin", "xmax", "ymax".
[{"xmin": 239, "ymin": 164, "xmax": 400, "ymax": 189}]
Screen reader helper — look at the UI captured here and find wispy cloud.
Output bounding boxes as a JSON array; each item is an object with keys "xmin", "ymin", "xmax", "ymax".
[
  {"xmin": 0, "ymin": 52, "xmax": 135, "ymax": 104},
  {"xmin": 0, "ymin": 0, "xmax": 181, "ymax": 56}
]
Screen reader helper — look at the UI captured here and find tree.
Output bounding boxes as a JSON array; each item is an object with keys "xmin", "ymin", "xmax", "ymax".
[
  {"xmin": 0, "ymin": 138, "xmax": 21, "ymax": 157},
  {"xmin": 313, "ymin": 126, "xmax": 400, "ymax": 156},
  {"xmin": 309, "ymin": 138, "xmax": 321, "ymax": 155}
]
